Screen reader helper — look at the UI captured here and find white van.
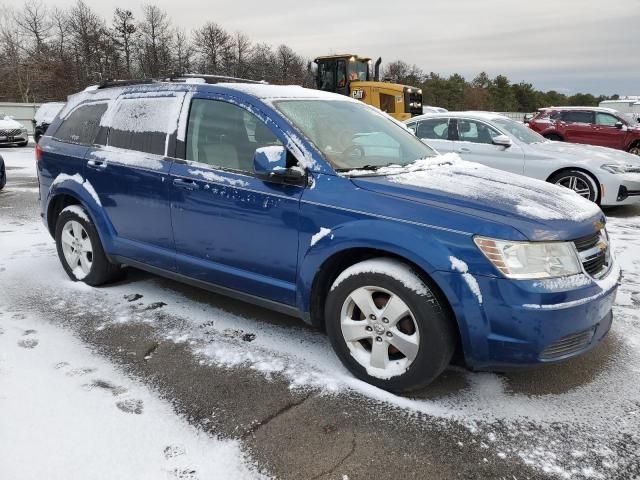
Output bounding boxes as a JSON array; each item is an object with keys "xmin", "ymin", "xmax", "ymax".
[{"xmin": 599, "ymin": 98, "xmax": 640, "ymax": 119}]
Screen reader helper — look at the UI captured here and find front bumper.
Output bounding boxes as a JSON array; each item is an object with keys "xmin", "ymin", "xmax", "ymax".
[
  {"xmin": 435, "ymin": 262, "xmax": 621, "ymax": 369},
  {"xmin": 601, "ymin": 172, "xmax": 640, "ymax": 205},
  {"xmin": 0, "ymin": 132, "xmax": 28, "ymax": 144}
]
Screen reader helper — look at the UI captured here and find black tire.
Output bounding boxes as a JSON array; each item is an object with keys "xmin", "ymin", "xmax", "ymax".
[
  {"xmin": 325, "ymin": 258, "xmax": 456, "ymax": 392},
  {"xmin": 548, "ymin": 169, "xmax": 599, "ymax": 203},
  {"xmin": 544, "ymin": 133, "xmax": 563, "ymax": 141},
  {"xmin": 628, "ymin": 144, "xmax": 640, "ymax": 156},
  {"xmin": 55, "ymin": 205, "xmax": 122, "ymax": 286}
]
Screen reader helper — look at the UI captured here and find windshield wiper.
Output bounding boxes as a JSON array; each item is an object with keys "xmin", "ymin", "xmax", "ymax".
[{"xmin": 335, "ymin": 164, "xmax": 382, "ymax": 172}]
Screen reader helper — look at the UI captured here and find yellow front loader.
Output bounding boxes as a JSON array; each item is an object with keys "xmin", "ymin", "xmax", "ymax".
[{"xmin": 313, "ymin": 54, "xmax": 423, "ymax": 122}]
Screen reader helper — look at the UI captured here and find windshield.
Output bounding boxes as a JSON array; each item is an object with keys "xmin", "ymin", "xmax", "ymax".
[
  {"xmin": 348, "ymin": 60, "xmax": 369, "ymax": 81},
  {"xmin": 622, "ymin": 113, "xmax": 639, "ymax": 125},
  {"xmin": 493, "ymin": 117, "xmax": 546, "ymax": 144},
  {"xmin": 275, "ymin": 100, "xmax": 437, "ymax": 172}
]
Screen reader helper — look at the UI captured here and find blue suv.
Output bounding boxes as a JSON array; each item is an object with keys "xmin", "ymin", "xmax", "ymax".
[{"xmin": 37, "ymin": 77, "xmax": 620, "ymax": 392}]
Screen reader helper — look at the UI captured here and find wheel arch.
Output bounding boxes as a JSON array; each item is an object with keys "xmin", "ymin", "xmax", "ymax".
[
  {"xmin": 307, "ymin": 247, "xmax": 464, "ymax": 362},
  {"xmin": 543, "ymin": 131, "xmax": 564, "ymax": 141},
  {"xmin": 546, "ymin": 166, "xmax": 601, "ymax": 203},
  {"xmin": 45, "ymin": 182, "xmax": 114, "ymax": 250},
  {"xmin": 627, "ymin": 138, "xmax": 640, "ymax": 153}
]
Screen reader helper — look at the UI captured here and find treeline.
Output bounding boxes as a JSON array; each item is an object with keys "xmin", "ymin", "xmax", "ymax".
[
  {"xmin": 0, "ymin": 0, "xmax": 618, "ymax": 111},
  {"xmin": 382, "ymin": 61, "xmax": 618, "ymax": 112},
  {"xmin": 0, "ymin": 0, "xmax": 311, "ymax": 102}
]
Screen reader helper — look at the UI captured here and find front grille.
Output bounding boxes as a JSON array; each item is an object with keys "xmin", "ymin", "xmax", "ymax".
[
  {"xmin": 0, "ymin": 128, "xmax": 22, "ymax": 137},
  {"xmin": 573, "ymin": 232, "xmax": 599, "ymax": 251},
  {"xmin": 540, "ymin": 328, "xmax": 595, "ymax": 360},
  {"xmin": 573, "ymin": 231, "xmax": 609, "ymax": 278}
]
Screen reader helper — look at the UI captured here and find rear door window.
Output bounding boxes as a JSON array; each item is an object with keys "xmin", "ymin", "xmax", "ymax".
[
  {"xmin": 53, "ymin": 103, "xmax": 108, "ymax": 145},
  {"xmin": 561, "ymin": 111, "xmax": 594, "ymax": 124},
  {"xmin": 107, "ymin": 96, "xmax": 182, "ymax": 156},
  {"xmin": 457, "ymin": 119, "xmax": 501, "ymax": 144},
  {"xmin": 416, "ymin": 118, "xmax": 450, "ymax": 140}
]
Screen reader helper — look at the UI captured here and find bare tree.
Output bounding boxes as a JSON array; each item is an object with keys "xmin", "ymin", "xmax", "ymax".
[
  {"xmin": 14, "ymin": 0, "xmax": 51, "ymax": 57},
  {"xmin": 232, "ymin": 31, "xmax": 252, "ymax": 78},
  {"xmin": 193, "ymin": 22, "xmax": 231, "ymax": 75},
  {"xmin": 138, "ymin": 4, "xmax": 173, "ymax": 77},
  {"xmin": 112, "ymin": 8, "xmax": 136, "ymax": 76},
  {"xmin": 173, "ymin": 27, "xmax": 191, "ymax": 73}
]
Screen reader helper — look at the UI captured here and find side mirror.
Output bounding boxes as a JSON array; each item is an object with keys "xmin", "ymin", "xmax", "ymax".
[
  {"xmin": 615, "ymin": 121, "xmax": 624, "ymax": 130},
  {"xmin": 492, "ymin": 134, "xmax": 512, "ymax": 147},
  {"xmin": 253, "ymin": 146, "xmax": 306, "ymax": 184}
]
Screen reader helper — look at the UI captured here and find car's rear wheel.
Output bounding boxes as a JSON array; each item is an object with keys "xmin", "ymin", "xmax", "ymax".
[
  {"xmin": 544, "ymin": 133, "xmax": 563, "ymax": 141},
  {"xmin": 55, "ymin": 206, "xmax": 122, "ymax": 286},
  {"xmin": 548, "ymin": 169, "xmax": 599, "ymax": 203},
  {"xmin": 325, "ymin": 258, "xmax": 456, "ymax": 392}
]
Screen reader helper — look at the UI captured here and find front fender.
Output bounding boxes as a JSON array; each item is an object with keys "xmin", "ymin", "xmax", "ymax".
[{"xmin": 297, "ymin": 217, "xmax": 482, "ymax": 308}]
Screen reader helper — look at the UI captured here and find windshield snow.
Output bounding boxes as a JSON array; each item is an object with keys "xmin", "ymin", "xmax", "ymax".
[
  {"xmin": 275, "ymin": 100, "xmax": 437, "ymax": 172},
  {"xmin": 493, "ymin": 118, "xmax": 546, "ymax": 144}
]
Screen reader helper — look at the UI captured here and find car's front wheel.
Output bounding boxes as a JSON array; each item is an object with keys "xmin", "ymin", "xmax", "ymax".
[
  {"xmin": 55, "ymin": 205, "xmax": 122, "ymax": 286},
  {"xmin": 629, "ymin": 144, "xmax": 640, "ymax": 156},
  {"xmin": 548, "ymin": 169, "xmax": 599, "ymax": 203},
  {"xmin": 325, "ymin": 258, "xmax": 456, "ymax": 392}
]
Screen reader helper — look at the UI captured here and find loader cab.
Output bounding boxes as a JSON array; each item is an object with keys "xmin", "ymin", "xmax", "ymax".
[{"xmin": 315, "ymin": 55, "xmax": 372, "ymax": 97}]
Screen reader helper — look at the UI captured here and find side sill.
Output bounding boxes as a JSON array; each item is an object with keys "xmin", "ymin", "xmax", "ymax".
[{"xmin": 112, "ymin": 255, "xmax": 307, "ymax": 322}]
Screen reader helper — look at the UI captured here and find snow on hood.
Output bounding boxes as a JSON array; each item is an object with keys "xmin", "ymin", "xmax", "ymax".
[
  {"xmin": 349, "ymin": 153, "xmax": 602, "ymax": 223},
  {"xmin": 534, "ymin": 141, "xmax": 640, "ymax": 166},
  {"xmin": 0, "ymin": 116, "xmax": 23, "ymax": 129}
]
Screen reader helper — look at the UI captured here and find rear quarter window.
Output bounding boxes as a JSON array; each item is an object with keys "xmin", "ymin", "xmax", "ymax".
[
  {"xmin": 53, "ymin": 103, "xmax": 108, "ymax": 145},
  {"xmin": 107, "ymin": 96, "xmax": 181, "ymax": 156}
]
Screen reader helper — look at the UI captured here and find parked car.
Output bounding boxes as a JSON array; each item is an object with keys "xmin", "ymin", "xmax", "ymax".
[
  {"xmin": 0, "ymin": 113, "xmax": 29, "ymax": 147},
  {"xmin": 38, "ymin": 79, "xmax": 619, "ymax": 392},
  {"xmin": 33, "ymin": 102, "xmax": 65, "ymax": 143},
  {"xmin": 406, "ymin": 112, "xmax": 640, "ymax": 205},
  {"xmin": 0, "ymin": 154, "xmax": 5, "ymax": 190},
  {"xmin": 527, "ymin": 106, "xmax": 640, "ymax": 156}
]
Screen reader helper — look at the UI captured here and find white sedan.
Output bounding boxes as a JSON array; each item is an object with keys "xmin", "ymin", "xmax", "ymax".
[{"xmin": 406, "ymin": 112, "xmax": 640, "ymax": 206}]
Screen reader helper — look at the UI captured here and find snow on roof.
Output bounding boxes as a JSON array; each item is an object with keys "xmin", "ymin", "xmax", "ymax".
[
  {"xmin": 34, "ymin": 102, "xmax": 65, "ymax": 124},
  {"xmin": 539, "ymin": 106, "xmax": 620, "ymax": 114},
  {"xmin": 217, "ymin": 83, "xmax": 354, "ymax": 101},
  {"xmin": 410, "ymin": 111, "xmax": 508, "ymax": 122}
]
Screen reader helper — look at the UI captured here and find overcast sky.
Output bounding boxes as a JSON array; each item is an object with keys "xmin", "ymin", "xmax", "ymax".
[{"xmin": 62, "ymin": 0, "xmax": 639, "ymax": 95}]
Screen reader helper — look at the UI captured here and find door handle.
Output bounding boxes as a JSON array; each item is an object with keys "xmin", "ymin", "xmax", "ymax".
[
  {"xmin": 173, "ymin": 178, "xmax": 199, "ymax": 190},
  {"xmin": 87, "ymin": 159, "xmax": 107, "ymax": 170},
  {"xmin": 458, "ymin": 147, "xmax": 471, "ymax": 153}
]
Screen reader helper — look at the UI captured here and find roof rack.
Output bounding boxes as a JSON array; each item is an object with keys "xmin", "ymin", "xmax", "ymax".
[
  {"xmin": 96, "ymin": 79, "xmax": 156, "ymax": 89},
  {"xmin": 170, "ymin": 73, "xmax": 267, "ymax": 85},
  {"xmin": 95, "ymin": 74, "xmax": 268, "ymax": 90}
]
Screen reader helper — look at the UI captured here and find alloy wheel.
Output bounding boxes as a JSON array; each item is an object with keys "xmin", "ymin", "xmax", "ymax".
[
  {"xmin": 340, "ymin": 286, "xmax": 420, "ymax": 378},
  {"xmin": 554, "ymin": 175, "xmax": 596, "ymax": 201},
  {"xmin": 60, "ymin": 220, "xmax": 93, "ymax": 278}
]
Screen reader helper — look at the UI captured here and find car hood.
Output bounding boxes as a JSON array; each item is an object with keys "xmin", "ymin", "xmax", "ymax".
[
  {"xmin": 531, "ymin": 140, "xmax": 640, "ymax": 165},
  {"xmin": 348, "ymin": 154, "xmax": 604, "ymax": 241},
  {"xmin": 0, "ymin": 117, "xmax": 23, "ymax": 130}
]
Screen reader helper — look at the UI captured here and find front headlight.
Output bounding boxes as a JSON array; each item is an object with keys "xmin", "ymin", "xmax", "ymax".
[
  {"xmin": 474, "ymin": 236, "xmax": 582, "ymax": 279},
  {"xmin": 601, "ymin": 163, "xmax": 629, "ymax": 174}
]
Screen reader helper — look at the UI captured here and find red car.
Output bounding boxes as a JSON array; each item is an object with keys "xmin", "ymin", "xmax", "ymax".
[{"xmin": 528, "ymin": 107, "xmax": 640, "ymax": 156}]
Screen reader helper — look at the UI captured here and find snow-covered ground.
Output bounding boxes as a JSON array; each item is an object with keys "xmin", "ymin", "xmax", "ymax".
[
  {"xmin": 0, "ymin": 318, "xmax": 267, "ymax": 480},
  {"xmin": 1, "ymin": 147, "xmax": 640, "ymax": 479}
]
